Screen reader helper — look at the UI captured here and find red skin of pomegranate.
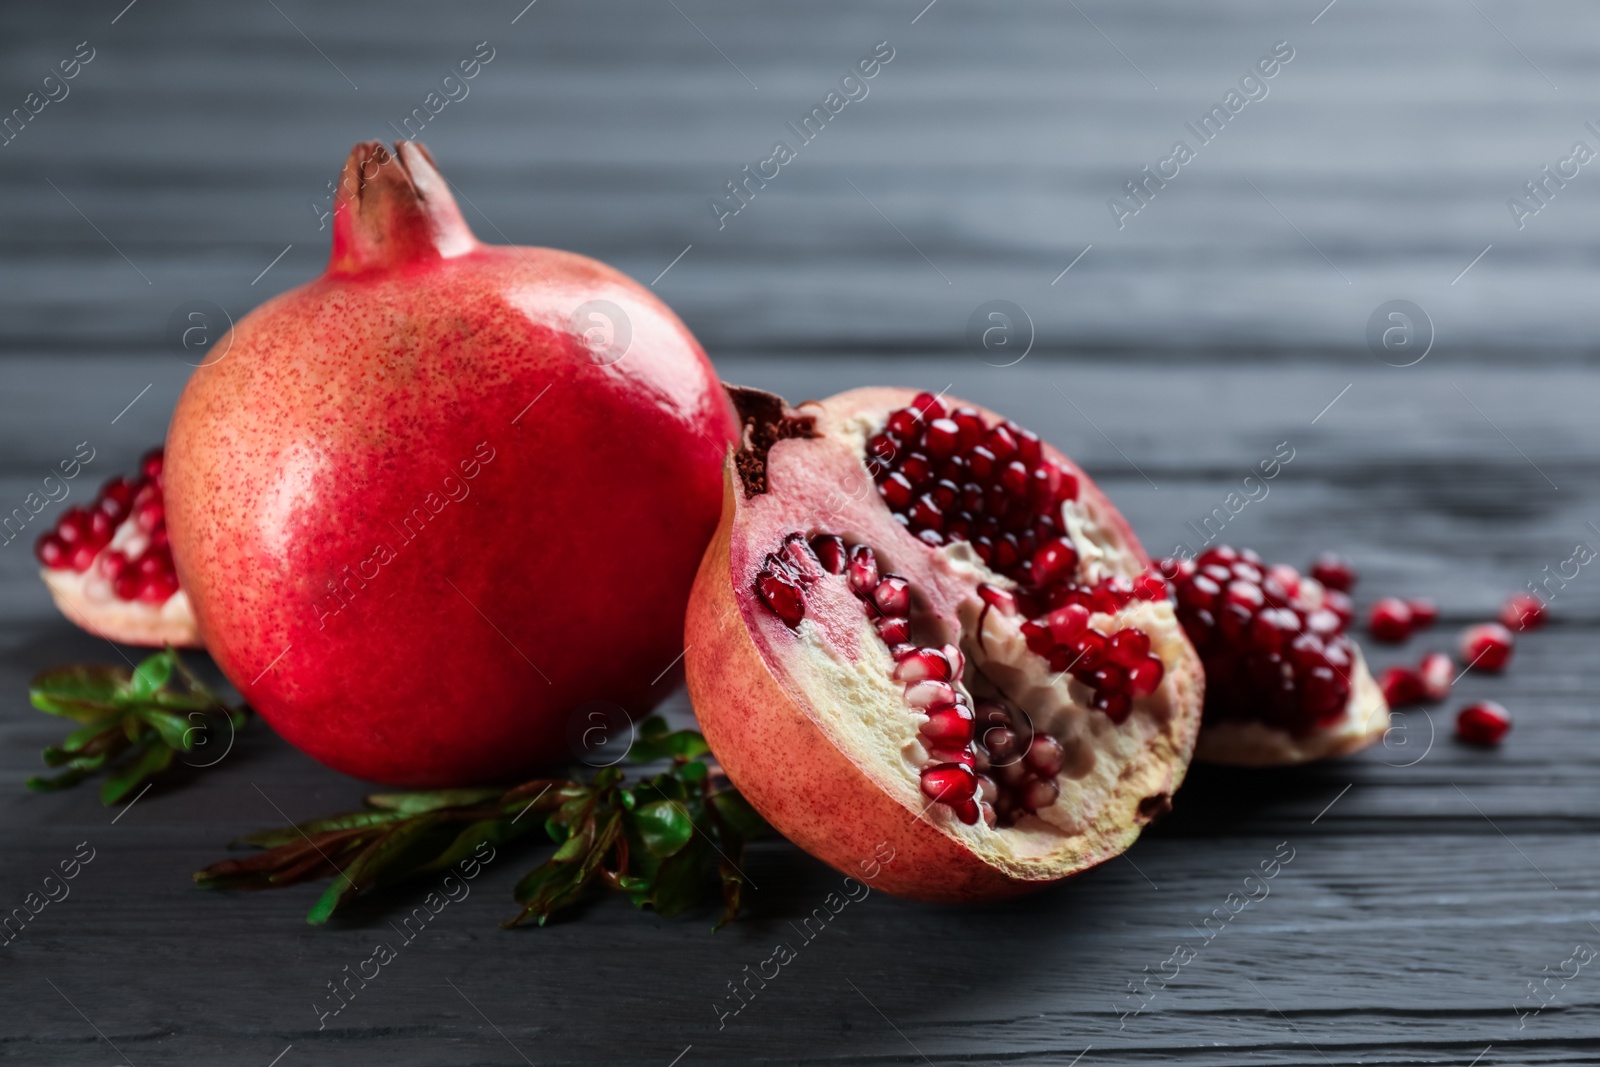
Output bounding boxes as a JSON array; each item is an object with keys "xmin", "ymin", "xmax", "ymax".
[
  {"xmin": 166, "ymin": 142, "xmax": 737, "ymax": 785},
  {"xmin": 686, "ymin": 388, "xmax": 1203, "ymax": 903}
]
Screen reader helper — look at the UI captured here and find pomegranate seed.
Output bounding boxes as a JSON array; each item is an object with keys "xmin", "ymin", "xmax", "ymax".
[
  {"xmin": 97, "ymin": 550, "xmax": 130, "ymax": 580},
  {"xmin": 1459, "ymin": 622, "xmax": 1513, "ymax": 672},
  {"xmin": 1022, "ymin": 777, "xmax": 1059, "ymax": 812},
  {"xmin": 951, "ymin": 408, "xmax": 985, "ymax": 450},
  {"xmin": 1323, "ymin": 589, "xmax": 1355, "ymax": 627},
  {"xmin": 879, "ymin": 472, "xmax": 914, "ymax": 509},
  {"xmin": 922, "ymin": 418, "xmax": 960, "ymax": 459},
  {"xmin": 979, "ymin": 802, "xmax": 997, "ymax": 829},
  {"xmin": 1022, "ymin": 619, "xmax": 1054, "ymax": 656},
  {"xmin": 1092, "ymin": 690, "xmax": 1132, "ymax": 723},
  {"xmin": 1056, "ymin": 470, "xmax": 1079, "ymax": 503},
  {"xmin": 904, "ymin": 679, "xmax": 958, "ymax": 708},
  {"xmin": 1249, "ymin": 608, "xmax": 1300, "ymax": 651},
  {"xmin": 1046, "ymin": 603, "xmax": 1090, "ymax": 644},
  {"xmin": 893, "ymin": 647, "xmax": 953, "ymax": 683},
  {"xmin": 1455, "ymin": 701, "xmax": 1511, "ymax": 746},
  {"xmin": 1106, "ymin": 628, "xmax": 1150, "ymax": 668},
  {"xmin": 846, "ymin": 544, "xmax": 879, "ymax": 595},
  {"xmin": 755, "ymin": 568, "xmax": 805, "ymax": 627},
  {"xmin": 886, "ymin": 408, "xmax": 921, "ymax": 440},
  {"xmin": 70, "ymin": 544, "xmax": 98, "ymax": 572},
  {"xmin": 910, "ymin": 392, "xmax": 946, "ymax": 422},
  {"xmin": 874, "ymin": 616, "xmax": 910, "ymax": 645},
  {"xmin": 1380, "ymin": 666, "xmax": 1425, "ymax": 707},
  {"xmin": 1126, "ymin": 655, "xmax": 1164, "ymax": 697},
  {"xmin": 1030, "ymin": 537, "xmax": 1079, "ymax": 588},
  {"xmin": 1132, "ymin": 571, "xmax": 1168, "ymax": 601},
  {"xmin": 1309, "ymin": 553, "xmax": 1356, "ymax": 591},
  {"xmin": 1418, "ymin": 651, "xmax": 1452, "ymax": 702},
  {"xmin": 1198, "ymin": 546, "xmax": 1239, "ymax": 567},
  {"xmin": 977, "ymin": 583, "xmax": 1016, "ymax": 613},
  {"xmin": 1224, "ymin": 579, "xmax": 1265, "ymax": 612},
  {"xmin": 873, "ymin": 575, "xmax": 911, "ymax": 617},
  {"xmin": 56, "ymin": 508, "xmax": 90, "ymax": 545},
  {"xmin": 137, "ymin": 572, "xmax": 179, "ymax": 604},
  {"xmin": 1178, "ymin": 573, "xmax": 1221, "ymax": 612},
  {"xmin": 986, "ymin": 424, "xmax": 1018, "ymax": 462},
  {"xmin": 113, "ymin": 571, "xmax": 141, "ymax": 600},
  {"xmin": 999, "ymin": 460, "xmax": 1029, "ymax": 496},
  {"xmin": 1367, "ymin": 598, "xmax": 1413, "ymax": 643},
  {"xmin": 1015, "ymin": 428, "xmax": 1042, "ymax": 467},
  {"xmin": 920, "ymin": 762, "xmax": 977, "ymax": 804},
  {"xmin": 1500, "ymin": 592, "xmax": 1547, "ymax": 632},
  {"xmin": 1023, "ymin": 734, "xmax": 1065, "ymax": 777},
  {"xmin": 35, "ymin": 533, "xmax": 66, "ymax": 568},
  {"xmin": 908, "ymin": 494, "xmax": 943, "ymax": 532},
  {"xmin": 809, "ymin": 534, "xmax": 847, "ymax": 574},
  {"xmin": 922, "ymin": 705, "xmax": 975, "ymax": 746},
  {"xmin": 141, "ymin": 450, "xmax": 163, "ymax": 481},
  {"xmin": 1406, "ymin": 598, "xmax": 1438, "ymax": 629}
]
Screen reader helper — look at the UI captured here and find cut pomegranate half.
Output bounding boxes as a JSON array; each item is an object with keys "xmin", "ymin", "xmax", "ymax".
[
  {"xmin": 686, "ymin": 387, "xmax": 1203, "ymax": 903},
  {"xmin": 1163, "ymin": 546, "xmax": 1388, "ymax": 766},
  {"xmin": 35, "ymin": 449, "xmax": 199, "ymax": 648}
]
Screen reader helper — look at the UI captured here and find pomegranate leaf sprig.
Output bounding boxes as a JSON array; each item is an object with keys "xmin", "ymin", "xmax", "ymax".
[
  {"xmin": 194, "ymin": 717, "xmax": 768, "ymax": 929},
  {"xmin": 27, "ymin": 649, "xmax": 249, "ymax": 805}
]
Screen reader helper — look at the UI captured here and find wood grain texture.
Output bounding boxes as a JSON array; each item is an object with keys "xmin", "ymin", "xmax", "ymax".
[{"xmin": 1, "ymin": 0, "xmax": 1598, "ymax": 1064}]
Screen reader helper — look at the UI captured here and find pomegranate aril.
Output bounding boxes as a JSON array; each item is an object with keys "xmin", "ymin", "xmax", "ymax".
[
  {"xmin": 986, "ymin": 424, "xmax": 1018, "ymax": 462},
  {"xmin": 846, "ymin": 544, "xmax": 879, "ymax": 594},
  {"xmin": 1323, "ymin": 589, "xmax": 1355, "ymax": 627},
  {"xmin": 1456, "ymin": 701, "xmax": 1511, "ymax": 746},
  {"xmin": 999, "ymin": 460, "xmax": 1029, "ymax": 496},
  {"xmin": 894, "ymin": 647, "xmax": 953, "ymax": 683},
  {"xmin": 867, "ymin": 432, "xmax": 899, "ymax": 467},
  {"xmin": 755, "ymin": 568, "xmax": 806, "ymax": 627},
  {"xmin": 952, "ymin": 410, "xmax": 985, "ymax": 451},
  {"xmin": 904, "ymin": 679, "xmax": 958, "ymax": 709},
  {"xmin": 1178, "ymin": 574, "xmax": 1221, "ymax": 612},
  {"xmin": 1133, "ymin": 570, "xmax": 1168, "ymax": 601},
  {"xmin": 1249, "ymin": 608, "xmax": 1300, "ymax": 651},
  {"xmin": 874, "ymin": 616, "xmax": 910, "ymax": 645},
  {"xmin": 1126, "ymin": 655, "xmax": 1164, "ymax": 697},
  {"xmin": 35, "ymin": 533, "xmax": 66, "ymax": 568},
  {"xmin": 920, "ymin": 762, "xmax": 977, "ymax": 804},
  {"xmin": 1406, "ymin": 598, "xmax": 1438, "ymax": 629},
  {"xmin": 873, "ymin": 575, "xmax": 911, "ymax": 617},
  {"xmin": 886, "ymin": 408, "xmax": 921, "ymax": 440},
  {"xmin": 909, "ymin": 494, "xmax": 943, "ymax": 532},
  {"xmin": 982, "ymin": 724, "xmax": 1020, "ymax": 761},
  {"xmin": 135, "ymin": 500, "xmax": 164, "ymax": 534},
  {"xmin": 1380, "ymin": 666, "xmax": 1425, "ymax": 707},
  {"xmin": 1367, "ymin": 598, "xmax": 1413, "ymax": 643},
  {"xmin": 1023, "ymin": 734, "xmax": 1065, "ymax": 777},
  {"xmin": 879, "ymin": 472, "xmax": 914, "ymax": 508},
  {"xmin": 900, "ymin": 453, "xmax": 933, "ymax": 487},
  {"xmin": 810, "ymin": 534, "xmax": 848, "ymax": 574},
  {"xmin": 69, "ymin": 544, "xmax": 98, "ymax": 573},
  {"xmin": 1106, "ymin": 628, "xmax": 1150, "ymax": 668},
  {"xmin": 922, "ymin": 705, "xmax": 975, "ymax": 746},
  {"xmin": 1093, "ymin": 690, "xmax": 1132, "ymax": 723},
  {"xmin": 137, "ymin": 572, "xmax": 179, "ymax": 605},
  {"xmin": 1500, "ymin": 592, "xmax": 1547, "ymax": 632},
  {"xmin": 113, "ymin": 572, "xmax": 141, "ymax": 600},
  {"xmin": 1030, "ymin": 537, "xmax": 1078, "ymax": 588},
  {"xmin": 1309, "ymin": 553, "xmax": 1356, "ymax": 592},
  {"xmin": 1046, "ymin": 603, "xmax": 1090, "ymax": 644},
  {"xmin": 910, "ymin": 392, "xmax": 946, "ymax": 422},
  {"xmin": 1418, "ymin": 651, "xmax": 1452, "ymax": 702},
  {"xmin": 1460, "ymin": 622, "xmax": 1513, "ymax": 672},
  {"xmin": 56, "ymin": 508, "xmax": 90, "ymax": 545},
  {"xmin": 1091, "ymin": 663, "xmax": 1127, "ymax": 693},
  {"xmin": 1015, "ymin": 428, "xmax": 1042, "ymax": 467},
  {"xmin": 923, "ymin": 418, "xmax": 960, "ymax": 459},
  {"xmin": 98, "ymin": 550, "xmax": 130, "ymax": 580}
]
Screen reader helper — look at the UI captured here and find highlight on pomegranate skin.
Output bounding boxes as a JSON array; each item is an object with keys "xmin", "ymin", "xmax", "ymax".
[
  {"xmin": 34, "ymin": 448, "xmax": 200, "ymax": 648},
  {"xmin": 686, "ymin": 386, "xmax": 1204, "ymax": 903},
  {"xmin": 1163, "ymin": 546, "xmax": 1389, "ymax": 766},
  {"xmin": 164, "ymin": 140, "xmax": 738, "ymax": 786}
]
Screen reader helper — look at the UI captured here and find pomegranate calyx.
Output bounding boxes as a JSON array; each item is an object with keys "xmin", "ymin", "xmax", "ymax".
[{"xmin": 328, "ymin": 140, "xmax": 478, "ymax": 276}]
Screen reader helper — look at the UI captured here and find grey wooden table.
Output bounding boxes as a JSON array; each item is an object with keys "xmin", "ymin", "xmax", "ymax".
[{"xmin": 2, "ymin": 2, "xmax": 1598, "ymax": 1064}]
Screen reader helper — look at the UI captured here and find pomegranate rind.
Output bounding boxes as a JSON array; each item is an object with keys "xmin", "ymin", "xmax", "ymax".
[
  {"xmin": 686, "ymin": 387, "xmax": 1204, "ymax": 903},
  {"xmin": 40, "ymin": 568, "xmax": 200, "ymax": 648},
  {"xmin": 1193, "ymin": 645, "xmax": 1389, "ymax": 766}
]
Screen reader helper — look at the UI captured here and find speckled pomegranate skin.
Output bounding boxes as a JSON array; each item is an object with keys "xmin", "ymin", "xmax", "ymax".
[{"xmin": 166, "ymin": 142, "xmax": 737, "ymax": 785}]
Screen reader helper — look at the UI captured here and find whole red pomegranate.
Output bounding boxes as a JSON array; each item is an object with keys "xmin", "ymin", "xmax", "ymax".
[
  {"xmin": 167, "ymin": 141, "xmax": 737, "ymax": 785},
  {"xmin": 685, "ymin": 387, "xmax": 1204, "ymax": 903}
]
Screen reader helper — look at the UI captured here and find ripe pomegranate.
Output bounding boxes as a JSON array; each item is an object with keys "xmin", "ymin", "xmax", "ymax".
[
  {"xmin": 685, "ymin": 387, "xmax": 1203, "ymax": 903},
  {"xmin": 35, "ymin": 449, "xmax": 199, "ymax": 648},
  {"xmin": 166, "ymin": 141, "xmax": 737, "ymax": 785},
  {"xmin": 1163, "ymin": 546, "xmax": 1389, "ymax": 766}
]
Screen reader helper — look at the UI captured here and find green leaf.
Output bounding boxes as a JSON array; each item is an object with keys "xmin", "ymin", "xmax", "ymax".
[
  {"xmin": 715, "ymin": 858, "xmax": 747, "ymax": 931},
  {"xmin": 127, "ymin": 651, "xmax": 174, "ymax": 701},
  {"xmin": 710, "ymin": 790, "xmax": 769, "ymax": 841},
  {"xmin": 650, "ymin": 835, "xmax": 714, "ymax": 917},
  {"xmin": 632, "ymin": 799, "xmax": 694, "ymax": 858},
  {"xmin": 237, "ymin": 810, "xmax": 408, "ymax": 848},
  {"xmin": 366, "ymin": 788, "xmax": 502, "ymax": 815},
  {"xmin": 135, "ymin": 707, "xmax": 197, "ymax": 751},
  {"xmin": 29, "ymin": 664, "xmax": 127, "ymax": 720},
  {"xmin": 628, "ymin": 727, "xmax": 711, "ymax": 764},
  {"xmin": 100, "ymin": 743, "xmax": 173, "ymax": 805},
  {"xmin": 305, "ymin": 816, "xmax": 440, "ymax": 924}
]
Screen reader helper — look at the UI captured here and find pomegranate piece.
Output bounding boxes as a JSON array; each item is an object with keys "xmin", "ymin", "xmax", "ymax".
[
  {"xmin": 166, "ymin": 140, "xmax": 739, "ymax": 786},
  {"xmin": 1165, "ymin": 545, "xmax": 1390, "ymax": 766},
  {"xmin": 687, "ymin": 387, "xmax": 1203, "ymax": 903},
  {"xmin": 1456, "ymin": 701, "xmax": 1511, "ymax": 746},
  {"xmin": 1500, "ymin": 592, "xmax": 1547, "ymax": 632},
  {"xmin": 1406, "ymin": 598, "xmax": 1439, "ymax": 629},
  {"xmin": 1366, "ymin": 598, "xmax": 1414, "ymax": 643},
  {"xmin": 1417, "ymin": 651, "xmax": 1453, "ymax": 702},
  {"xmin": 1309, "ymin": 553, "xmax": 1356, "ymax": 592},
  {"xmin": 1459, "ymin": 622, "xmax": 1514, "ymax": 673},
  {"xmin": 34, "ymin": 449, "xmax": 199, "ymax": 649}
]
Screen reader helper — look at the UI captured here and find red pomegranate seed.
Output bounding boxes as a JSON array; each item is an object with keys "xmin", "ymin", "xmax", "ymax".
[
  {"xmin": 886, "ymin": 408, "xmax": 921, "ymax": 440},
  {"xmin": 809, "ymin": 534, "xmax": 847, "ymax": 574},
  {"xmin": 1022, "ymin": 777, "xmax": 1060, "ymax": 812},
  {"xmin": 910, "ymin": 392, "xmax": 946, "ymax": 422},
  {"xmin": 879, "ymin": 472, "xmax": 914, "ymax": 509},
  {"xmin": 904, "ymin": 679, "xmax": 958, "ymax": 708},
  {"xmin": 922, "ymin": 704, "xmax": 975, "ymax": 746},
  {"xmin": 1015, "ymin": 428, "xmax": 1042, "ymax": 467},
  {"xmin": 134, "ymin": 500, "xmax": 164, "ymax": 534},
  {"xmin": 1323, "ymin": 589, "xmax": 1355, "ymax": 627},
  {"xmin": 1380, "ymin": 666, "xmax": 1425, "ymax": 707},
  {"xmin": 909, "ymin": 494, "xmax": 943, "ymax": 531},
  {"xmin": 98, "ymin": 549, "xmax": 130, "ymax": 579},
  {"xmin": 1198, "ymin": 546, "xmax": 1238, "ymax": 567},
  {"xmin": 1092, "ymin": 690, "xmax": 1132, "ymax": 723},
  {"xmin": 920, "ymin": 762, "xmax": 977, "ymax": 804},
  {"xmin": 1309, "ymin": 553, "xmax": 1356, "ymax": 591},
  {"xmin": 846, "ymin": 544, "xmax": 879, "ymax": 595},
  {"xmin": 1023, "ymin": 734, "xmax": 1065, "ymax": 777},
  {"xmin": 1406, "ymin": 598, "xmax": 1438, "ymax": 629},
  {"xmin": 1418, "ymin": 651, "xmax": 1452, "ymax": 702},
  {"xmin": 1455, "ymin": 701, "xmax": 1510, "ymax": 746},
  {"xmin": 1367, "ymin": 598, "xmax": 1413, "ymax": 643},
  {"xmin": 873, "ymin": 575, "xmax": 911, "ymax": 616},
  {"xmin": 1224, "ymin": 579, "xmax": 1265, "ymax": 612},
  {"xmin": 1126, "ymin": 655, "xmax": 1164, "ymax": 697},
  {"xmin": 893, "ymin": 647, "xmax": 953, "ymax": 683},
  {"xmin": 977, "ymin": 583, "xmax": 1016, "ymax": 614},
  {"xmin": 986, "ymin": 424, "xmax": 1018, "ymax": 462},
  {"xmin": 137, "ymin": 572, "xmax": 179, "ymax": 604},
  {"xmin": 69, "ymin": 544, "xmax": 97, "ymax": 572},
  {"xmin": 755, "ymin": 568, "xmax": 805, "ymax": 627},
  {"xmin": 899, "ymin": 453, "xmax": 932, "ymax": 487},
  {"xmin": 35, "ymin": 533, "xmax": 67, "ymax": 568},
  {"xmin": 1500, "ymin": 592, "xmax": 1547, "ymax": 632},
  {"xmin": 999, "ymin": 460, "xmax": 1029, "ymax": 496},
  {"xmin": 1459, "ymin": 622, "xmax": 1513, "ymax": 672},
  {"xmin": 922, "ymin": 418, "xmax": 960, "ymax": 459},
  {"xmin": 1046, "ymin": 603, "xmax": 1090, "ymax": 645},
  {"xmin": 1249, "ymin": 608, "xmax": 1300, "ymax": 651},
  {"xmin": 1030, "ymin": 537, "xmax": 1078, "ymax": 588},
  {"xmin": 874, "ymin": 616, "xmax": 910, "ymax": 645},
  {"xmin": 1106, "ymin": 628, "xmax": 1151, "ymax": 668}
]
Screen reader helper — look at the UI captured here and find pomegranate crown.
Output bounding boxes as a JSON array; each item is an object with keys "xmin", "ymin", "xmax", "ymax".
[{"xmin": 328, "ymin": 140, "xmax": 478, "ymax": 275}]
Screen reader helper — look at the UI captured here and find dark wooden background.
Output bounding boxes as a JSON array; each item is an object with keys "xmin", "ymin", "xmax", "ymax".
[{"xmin": 2, "ymin": 1, "xmax": 1598, "ymax": 1064}]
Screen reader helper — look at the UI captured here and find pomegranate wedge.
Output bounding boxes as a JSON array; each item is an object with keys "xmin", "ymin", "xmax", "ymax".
[{"xmin": 686, "ymin": 387, "xmax": 1203, "ymax": 903}]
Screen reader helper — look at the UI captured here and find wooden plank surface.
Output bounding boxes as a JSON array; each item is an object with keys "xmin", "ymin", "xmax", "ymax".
[{"xmin": 2, "ymin": 1, "xmax": 1599, "ymax": 1064}]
